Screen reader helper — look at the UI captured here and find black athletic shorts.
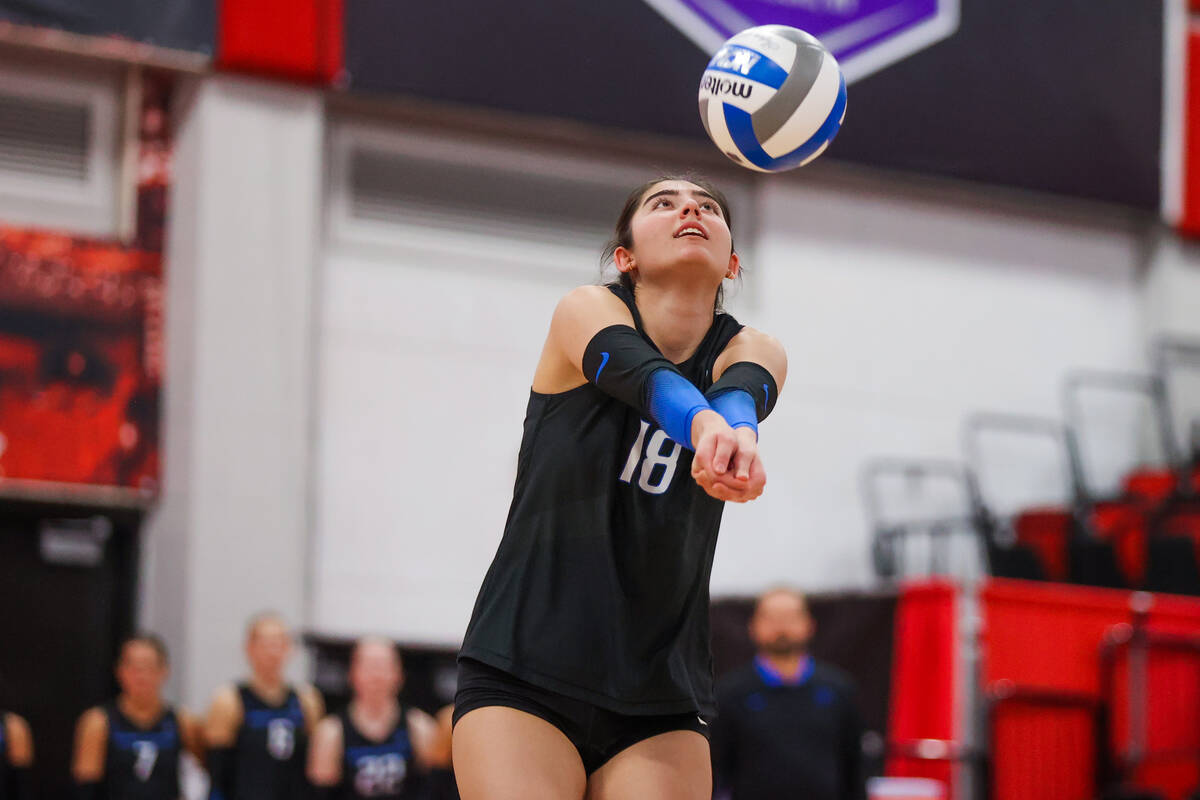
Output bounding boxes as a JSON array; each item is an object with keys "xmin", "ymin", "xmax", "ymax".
[{"xmin": 452, "ymin": 658, "xmax": 710, "ymax": 775}]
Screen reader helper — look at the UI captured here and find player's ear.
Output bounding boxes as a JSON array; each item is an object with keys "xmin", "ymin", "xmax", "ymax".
[
  {"xmin": 725, "ymin": 251, "xmax": 740, "ymax": 280},
  {"xmin": 614, "ymin": 246, "xmax": 637, "ymax": 274}
]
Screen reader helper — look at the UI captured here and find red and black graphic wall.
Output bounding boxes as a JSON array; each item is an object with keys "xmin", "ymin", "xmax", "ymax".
[{"xmin": 0, "ymin": 74, "xmax": 171, "ymax": 500}]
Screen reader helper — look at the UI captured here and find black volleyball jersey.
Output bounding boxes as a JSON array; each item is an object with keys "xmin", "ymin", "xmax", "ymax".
[
  {"xmin": 338, "ymin": 708, "xmax": 422, "ymax": 799},
  {"xmin": 460, "ymin": 283, "xmax": 744, "ymax": 717},
  {"xmin": 103, "ymin": 703, "xmax": 182, "ymax": 800},
  {"xmin": 232, "ymin": 684, "xmax": 308, "ymax": 800}
]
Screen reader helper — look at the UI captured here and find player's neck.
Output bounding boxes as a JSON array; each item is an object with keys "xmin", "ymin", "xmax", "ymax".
[
  {"xmin": 118, "ymin": 693, "xmax": 164, "ymax": 725},
  {"xmin": 351, "ymin": 698, "xmax": 400, "ymax": 736},
  {"xmin": 354, "ymin": 696, "xmax": 399, "ymax": 718},
  {"xmin": 249, "ymin": 674, "xmax": 288, "ymax": 703},
  {"xmin": 633, "ymin": 281, "xmax": 717, "ymax": 364}
]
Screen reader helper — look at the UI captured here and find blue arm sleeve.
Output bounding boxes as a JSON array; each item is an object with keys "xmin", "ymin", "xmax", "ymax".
[
  {"xmin": 705, "ymin": 362, "xmax": 778, "ymax": 422},
  {"xmin": 709, "ymin": 389, "xmax": 758, "ymax": 437},
  {"xmin": 646, "ymin": 368, "xmax": 712, "ymax": 450}
]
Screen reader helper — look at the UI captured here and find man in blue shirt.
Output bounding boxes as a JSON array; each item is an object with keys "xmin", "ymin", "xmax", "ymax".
[{"xmin": 711, "ymin": 588, "xmax": 866, "ymax": 800}]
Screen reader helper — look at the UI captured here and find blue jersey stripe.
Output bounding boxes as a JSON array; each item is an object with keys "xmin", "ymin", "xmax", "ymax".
[{"xmin": 111, "ymin": 729, "xmax": 178, "ymax": 749}]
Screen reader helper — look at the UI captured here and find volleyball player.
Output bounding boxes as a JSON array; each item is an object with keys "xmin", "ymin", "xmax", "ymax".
[
  {"xmin": 204, "ymin": 613, "xmax": 324, "ymax": 800},
  {"xmin": 71, "ymin": 633, "xmax": 204, "ymax": 799},
  {"xmin": 0, "ymin": 707, "xmax": 32, "ymax": 800},
  {"xmin": 453, "ymin": 176, "xmax": 787, "ymax": 800},
  {"xmin": 308, "ymin": 637, "xmax": 439, "ymax": 798}
]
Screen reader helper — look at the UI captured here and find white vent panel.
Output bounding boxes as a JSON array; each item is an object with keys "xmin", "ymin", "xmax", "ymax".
[{"xmin": 0, "ymin": 61, "xmax": 121, "ymax": 237}]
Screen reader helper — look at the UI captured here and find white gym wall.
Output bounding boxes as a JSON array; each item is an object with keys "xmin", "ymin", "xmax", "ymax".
[
  {"xmin": 143, "ymin": 74, "xmax": 323, "ymax": 708},
  {"xmin": 134, "ymin": 70, "xmax": 1189, "ymax": 671},
  {"xmin": 309, "ymin": 114, "xmax": 1150, "ymax": 646}
]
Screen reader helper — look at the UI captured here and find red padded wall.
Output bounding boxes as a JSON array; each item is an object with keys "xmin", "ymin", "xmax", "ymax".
[
  {"xmin": 1181, "ymin": 23, "xmax": 1200, "ymax": 236},
  {"xmin": 983, "ymin": 581, "xmax": 1126, "ymax": 800},
  {"xmin": 886, "ymin": 581, "xmax": 957, "ymax": 793},
  {"xmin": 984, "ymin": 580, "xmax": 1128, "ymax": 694},
  {"xmin": 991, "ymin": 701, "xmax": 1096, "ymax": 800},
  {"xmin": 217, "ymin": 0, "xmax": 344, "ymax": 84},
  {"xmin": 985, "ymin": 580, "xmax": 1200, "ymax": 800}
]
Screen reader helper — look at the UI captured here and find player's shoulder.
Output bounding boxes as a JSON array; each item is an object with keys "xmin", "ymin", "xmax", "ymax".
[
  {"xmin": 311, "ymin": 713, "xmax": 344, "ymax": 746},
  {"xmin": 206, "ymin": 683, "xmax": 245, "ymax": 721},
  {"xmin": 296, "ymin": 682, "xmax": 323, "ymax": 702},
  {"xmin": 76, "ymin": 706, "xmax": 109, "ymax": 735},
  {"xmin": 554, "ymin": 284, "xmax": 628, "ymax": 317},
  {"xmin": 4, "ymin": 711, "xmax": 33, "ymax": 763},
  {"xmin": 296, "ymin": 683, "xmax": 325, "ymax": 718},
  {"xmin": 210, "ymin": 683, "xmax": 243, "ymax": 707},
  {"xmin": 715, "ymin": 324, "xmax": 787, "ymax": 384},
  {"xmin": 174, "ymin": 706, "xmax": 200, "ymax": 726},
  {"xmin": 5, "ymin": 710, "xmax": 32, "ymax": 739},
  {"xmin": 723, "ymin": 325, "xmax": 783, "ymax": 353}
]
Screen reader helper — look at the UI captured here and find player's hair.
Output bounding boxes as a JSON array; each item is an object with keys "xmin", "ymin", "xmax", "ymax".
[
  {"xmin": 350, "ymin": 636, "xmax": 404, "ymax": 669},
  {"xmin": 245, "ymin": 611, "xmax": 290, "ymax": 642},
  {"xmin": 601, "ymin": 174, "xmax": 737, "ymax": 310},
  {"xmin": 118, "ymin": 632, "xmax": 170, "ymax": 666}
]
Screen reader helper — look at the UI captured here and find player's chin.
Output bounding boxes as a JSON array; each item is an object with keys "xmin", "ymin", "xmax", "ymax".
[{"xmin": 668, "ymin": 247, "xmax": 724, "ymax": 272}]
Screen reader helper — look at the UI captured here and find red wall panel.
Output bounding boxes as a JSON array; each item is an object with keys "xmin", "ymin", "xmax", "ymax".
[
  {"xmin": 1180, "ymin": 24, "xmax": 1200, "ymax": 235},
  {"xmin": 217, "ymin": 0, "xmax": 344, "ymax": 84},
  {"xmin": 984, "ymin": 580, "xmax": 1200, "ymax": 800},
  {"xmin": 983, "ymin": 579, "xmax": 1128, "ymax": 694},
  {"xmin": 885, "ymin": 581, "xmax": 957, "ymax": 792}
]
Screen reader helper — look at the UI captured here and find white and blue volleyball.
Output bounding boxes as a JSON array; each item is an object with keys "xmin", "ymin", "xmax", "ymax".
[{"xmin": 698, "ymin": 25, "xmax": 847, "ymax": 173}]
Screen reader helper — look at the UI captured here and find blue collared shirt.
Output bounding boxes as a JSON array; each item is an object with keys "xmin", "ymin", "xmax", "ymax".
[{"xmin": 753, "ymin": 654, "xmax": 815, "ymax": 687}]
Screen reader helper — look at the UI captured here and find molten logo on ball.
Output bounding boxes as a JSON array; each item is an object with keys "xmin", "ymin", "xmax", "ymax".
[
  {"xmin": 698, "ymin": 25, "xmax": 846, "ymax": 173},
  {"xmin": 700, "ymin": 76, "xmax": 755, "ymax": 99}
]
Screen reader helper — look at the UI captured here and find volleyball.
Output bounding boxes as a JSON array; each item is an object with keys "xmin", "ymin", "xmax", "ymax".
[{"xmin": 698, "ymin": 25, "xmax": 847, "ymax": 173}]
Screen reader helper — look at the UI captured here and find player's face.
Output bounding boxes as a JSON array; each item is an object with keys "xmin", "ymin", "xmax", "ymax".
[
  {"xmin": 246, "ymin": 620, "xmax": 292, "ymax": 679},
  {"xmin": 350, "ymin": 642, "xmax": 402, "ymax": 703},
  {"xmin": 625, "ymin": 180, "xmax": 736, "ymax": 286},
  {"xmin": 750, "ymin": 592, "xmax": 814, "ymax": 657},
  {"xmin": 116, "ymin": 642, "xmax": 168, "ymax": 702}
]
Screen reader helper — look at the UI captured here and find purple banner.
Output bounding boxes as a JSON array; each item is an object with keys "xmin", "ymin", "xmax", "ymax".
[{"xmin": 642, "ymin": 0, "xmax": 957, "ymax": 82}]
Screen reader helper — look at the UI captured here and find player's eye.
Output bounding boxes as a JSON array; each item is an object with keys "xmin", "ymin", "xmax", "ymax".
[
  {"xmin": 701, "ymin": 202, "xmax": 717, "ymax": 212},
  {"xmin": 654, "ymin": 197, "xmax": 672, "ymax": 208}
]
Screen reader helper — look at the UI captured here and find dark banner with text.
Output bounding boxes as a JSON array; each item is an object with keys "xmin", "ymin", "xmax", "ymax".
[
  {"xmin": 0, "ymin": 0, "xmax": 213, "ymax": 54},
  {"xmin": 345, "ymin": 0, "xmax": 1162, "ymax": 209}
]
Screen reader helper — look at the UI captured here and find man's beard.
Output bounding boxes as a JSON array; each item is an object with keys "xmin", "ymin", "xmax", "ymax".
[{"xmin": 762, "ymin": 636, "xmax": 807, "ymax": 657}]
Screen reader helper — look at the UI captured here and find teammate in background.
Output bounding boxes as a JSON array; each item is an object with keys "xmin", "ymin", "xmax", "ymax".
[
  {"xmin": 308, "ymin": 637, "xmax": 439, "ymax": 799},
  {"xmin": 0, "ymin": 706, "xmax": 33, "ymax": 800},
  {"xmin": 711, "ymin": 588, "xmax": 865, "ymax": 800},
  {"xmin": 204, "ymin": 613, "xmax": 324, "ymax": 800},
  {"xmin": 453, "ymin": 176, "xmax": 786, "ymax": 800},
  {"xmin": 72, "ymin": 634, "xmax": 204, "ymax": 800}
]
